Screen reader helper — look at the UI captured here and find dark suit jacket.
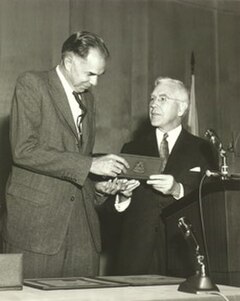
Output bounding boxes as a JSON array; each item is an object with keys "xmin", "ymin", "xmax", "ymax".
[
  {"xmin": 115, "ymin": 127, "xmax": 217, "ymax": 275},
  {"xmin": 3, "ymin": 69, "xmax": 101, "ymax": 256}
]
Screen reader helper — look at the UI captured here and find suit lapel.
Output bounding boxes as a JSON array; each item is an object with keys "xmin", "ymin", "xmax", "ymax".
[
  {"xmin": 48, "ymin": 68, "xmax": 78, "ymax": 140},
  {"xmin": 143, "ymin": 129, "xmax": 159, "ymax": 157}
]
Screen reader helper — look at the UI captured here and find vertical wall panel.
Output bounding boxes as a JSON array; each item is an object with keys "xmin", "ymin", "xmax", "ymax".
[
  {"xmin": 149, "ymin": 0, "xmax": 218, "ymax": 136},
  {"xmin": 70, "ymin": 0, "xmax": 150, "ymax": 153},
  {"xmin": 218, "ymin": 12, "xmax": 240, "ymax": 158},
  {"xmin": 129, "ymin": 0, "xmax": 150, "ymax": 137},
  {"xmin": 0, "ymin": 0, "xmax": 70, "ymax": 215}
]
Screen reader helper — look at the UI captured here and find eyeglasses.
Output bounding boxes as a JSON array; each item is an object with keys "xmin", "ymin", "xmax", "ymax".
[{"xmin": 150, "ymin": 94, "xmax": 184, "ymax": 105}]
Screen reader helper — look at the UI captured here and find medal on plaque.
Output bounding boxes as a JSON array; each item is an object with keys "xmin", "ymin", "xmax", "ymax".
[{"xmin": 118, "ymin": 154, "xmax": 164, "ymax": 180}]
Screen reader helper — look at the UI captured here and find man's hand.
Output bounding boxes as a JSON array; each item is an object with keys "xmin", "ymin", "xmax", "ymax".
[
  {"xmin": 117, "ymin": 178, "xmax": 140, "ymax": 201},
  {"xmin": 95, "ymin": 178, "xmax": 140, "ymax": 198},
  {"xmin": 95, "ymin": 178, "xmax": 122, "ymax": 196},
  {"xmin": 90, "ymin": 154, "xmax": 129, "ymax": 177},
  {"xmin": 146, "ymin": 174, "xmax": 181, "ymax": 198}
]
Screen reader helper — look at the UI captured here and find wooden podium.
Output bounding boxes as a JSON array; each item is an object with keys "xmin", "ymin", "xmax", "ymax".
[{"xmin": 161, "ymin": 178, "xmax": 240, "ymax": 287}]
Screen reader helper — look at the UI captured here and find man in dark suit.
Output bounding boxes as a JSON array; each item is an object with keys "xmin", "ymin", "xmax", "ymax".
[
  {"xmin": 112, "ymin": 77, "xmax": 217, "ymax": 275},
  {"xmin": 2, "ymin": 31, "xmax": 130, "ymax": 278}
]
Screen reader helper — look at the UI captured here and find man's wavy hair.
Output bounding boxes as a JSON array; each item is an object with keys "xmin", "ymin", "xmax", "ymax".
[{"xmin": 61, "ymin": 31, "xmax": 110, "ymax": 59}]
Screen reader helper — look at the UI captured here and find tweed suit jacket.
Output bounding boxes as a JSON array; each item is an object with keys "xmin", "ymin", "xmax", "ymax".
[
  {"xmin": 115, "ymin": 127, "xmax": 217, "ymax": 274},
  {"xmin": 3, "ymin": 68, "xmax": 101, "ymax": 255}
]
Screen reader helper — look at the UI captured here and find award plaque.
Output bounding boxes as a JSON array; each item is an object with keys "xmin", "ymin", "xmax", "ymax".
[
  {"xmin": 24, "ymin": 277, "xmax": 128, "ymax": 290},
  {"xmin": 97, "ymin": 275, "xmax": 184, "ymax": 286},
  {"xmin": 119, "ymin": 154, "xmax": 163, "ymax": 180}
]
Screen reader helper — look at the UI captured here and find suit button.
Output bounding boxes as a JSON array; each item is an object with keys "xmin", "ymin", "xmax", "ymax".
[{"xmin": 70, "ymin": 196, "xmax": 75, "ymax": 202}]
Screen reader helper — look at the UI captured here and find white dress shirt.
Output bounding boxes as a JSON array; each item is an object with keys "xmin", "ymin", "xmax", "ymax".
[
  {"xmin": 156, "ymin": 125, "xmax": 182, "ymax": 155},
  {"xmin": 115, "ymin": 125, "xmax": 184, "ymax": 212}
]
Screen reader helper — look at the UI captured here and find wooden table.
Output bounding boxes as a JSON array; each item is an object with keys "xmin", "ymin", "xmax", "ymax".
[{"xmin": 0, "ymin": 284, "xmax": 240, "ymax": 301}]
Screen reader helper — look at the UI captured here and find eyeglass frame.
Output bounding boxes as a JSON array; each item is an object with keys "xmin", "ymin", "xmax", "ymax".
[{"xmin": 149, "ymin": 93, "xmax": 185, "ymax": 105}]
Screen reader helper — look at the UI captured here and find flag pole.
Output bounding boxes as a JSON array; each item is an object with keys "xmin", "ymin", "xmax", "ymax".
[
  {"xmin": 191, "ymin": 51, "xmax": 195, "ymax": 75},
  {"xmin": 187, "ymin": 51, "xmax": 199, "ymax": 136}
]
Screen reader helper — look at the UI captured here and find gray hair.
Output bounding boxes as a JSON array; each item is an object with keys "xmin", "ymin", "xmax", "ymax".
[{"xmin": 154, "ymin": 76, "xmax": 189, "ymax": 105}]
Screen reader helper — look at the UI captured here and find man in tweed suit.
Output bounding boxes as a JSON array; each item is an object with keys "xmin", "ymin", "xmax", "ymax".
[{"xmin": 2, "ymin": 31, "xmax": 129, "ymax": 278}]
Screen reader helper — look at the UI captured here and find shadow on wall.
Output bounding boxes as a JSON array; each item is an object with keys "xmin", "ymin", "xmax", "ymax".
[{"xmin": 0, "ymin": 116, "xmax": 12, "ymax": 251}]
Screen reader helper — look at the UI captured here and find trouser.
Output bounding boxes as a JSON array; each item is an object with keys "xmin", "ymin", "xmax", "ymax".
[
  {"xmin": 150, "ymin": 219, "xmax": 167, "ymax": 275},
  {"xmin": 115, "ymin": 217, "xmax": 167, "ymax": 275},
  {"xmin": 3, "ymin": 198, "xmax": 100, "ymax": 279}
]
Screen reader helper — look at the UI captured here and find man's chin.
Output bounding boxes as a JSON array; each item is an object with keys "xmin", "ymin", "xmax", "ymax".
[{"xmin": 150, "ymin": 120, "xmax": 162, "ymax": 127}]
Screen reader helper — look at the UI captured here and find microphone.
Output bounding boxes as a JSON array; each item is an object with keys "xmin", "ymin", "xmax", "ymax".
[
  {"xmin": 204, "ymin": 129, "xmax": 223, "ymax": 151},
  {"xmin": 177, "ymin": 217, "xmax": 219, "ymax": 293},
  {"xmin": 205, "ymin": 129, "xmax": 229, "ymax": 179},
  {"xmin": 205, "ymin": 170, "xmax": 221, "ymax": 178},
  {"xmin": 178, "ymin": 217, "xmax": 199, "ymax": 251},
  {"xmin": 206, "ymin": 169, "xmax": 240, "ymax": 179}
]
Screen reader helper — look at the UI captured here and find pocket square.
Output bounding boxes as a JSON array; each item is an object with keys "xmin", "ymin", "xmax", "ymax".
[{"xmin": 190, "ymin": 166, "xmax": 201, "ymax": 172}]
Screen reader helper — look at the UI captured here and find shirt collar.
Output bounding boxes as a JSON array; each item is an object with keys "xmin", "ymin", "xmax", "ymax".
[
  {"xmin": 56, "ymin": 65, "xmax": 83, "ymax": 129},
  {"xmin": 56, "ymin": 65, "xmax": 74, "ymax": 97},
  {"xmin": 156, "ymin": 125, "xmax": 182, "ymax": 153}
]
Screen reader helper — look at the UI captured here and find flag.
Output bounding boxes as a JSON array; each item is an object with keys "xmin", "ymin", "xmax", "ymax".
[{"xmin": 187, "ymin": 73, "xmax": 199, "ymax": 136}]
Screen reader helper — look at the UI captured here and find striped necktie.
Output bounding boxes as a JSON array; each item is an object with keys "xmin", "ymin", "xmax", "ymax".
[
  {"xmin": 159, "ymin": 132, "xmax": 169, "ymax": 171},
  {"xmin": 72, "ymin": 91, "xmax": 87, "ymax": 143}
]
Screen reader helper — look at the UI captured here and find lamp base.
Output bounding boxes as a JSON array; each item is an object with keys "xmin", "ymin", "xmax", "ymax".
[{"xmin": 178, "ymin": 274, "xmax": 219, "ymax": 294}]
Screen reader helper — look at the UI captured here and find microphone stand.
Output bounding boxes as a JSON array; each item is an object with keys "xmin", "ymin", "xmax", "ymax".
[
  {"xmin": 218, "ymin": 147, "xmax": 240, "ymax": 180},
  {"xmin": 219, "ymin": 148, "xmax": 229, "ymax": 180},
  {"xmin": 178, "ymin": 129, "xmax": 240, "ymax": 294},
  {"xmin": 206, "ymin": 143, "xmax": 240, "ymax": 180},
  {"xmin": 177, "ymin": 217, "xmax": 219, "ymax": 294}
]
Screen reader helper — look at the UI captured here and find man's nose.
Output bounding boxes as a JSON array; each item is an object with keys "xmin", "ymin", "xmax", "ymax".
[
  {"xmin": 150, "ymin": 100, "xmax": 158, "ymax": 108},
  {"xmin": 90, "ymin": 76, "xmax": 98, "ymax": 86}
]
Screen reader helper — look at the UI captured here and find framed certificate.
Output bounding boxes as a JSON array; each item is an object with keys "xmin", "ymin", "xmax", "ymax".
[
  {"xmin": 24, "ymin": 277, "xmax": 128, "ymax": 290},
  {"xmin": 97, "ymin": 275, "xmax": 184, "ymax": 286},
  {"xmin": 118, "ymin": 154, "xmax": 163, "ymax": 179}
]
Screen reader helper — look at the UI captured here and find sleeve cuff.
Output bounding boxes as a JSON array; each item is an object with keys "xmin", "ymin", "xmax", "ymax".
[
  {"xmin": 173, "ymin": 183, "xmax": 184, "ymax": 200},
  {"xmin": 114, "ymin": 194, "xmax": 131, "ymax": 212}
]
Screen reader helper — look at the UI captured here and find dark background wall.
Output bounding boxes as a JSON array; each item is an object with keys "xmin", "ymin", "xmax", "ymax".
[{"xmin": 0, "ymin": 0, "xmax": 240, "ymax": 275}]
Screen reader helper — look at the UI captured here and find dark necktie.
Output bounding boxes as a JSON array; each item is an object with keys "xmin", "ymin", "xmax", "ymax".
[
  {"xmin": 72, "ymin": 91, "xmax": 87, "ymax": 143},
  {"xmin": 159, "ymin": 132, "xmax": 169, "ymax": 171}
]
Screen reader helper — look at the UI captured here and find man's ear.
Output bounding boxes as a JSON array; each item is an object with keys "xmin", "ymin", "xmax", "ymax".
[
  {"xmin": 63, "ymin": 53, "xmax": 73, "ymax": 72},
  {"xmin": 177, "ymin": 102, "xmax": 188, "ymax": 117}
]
